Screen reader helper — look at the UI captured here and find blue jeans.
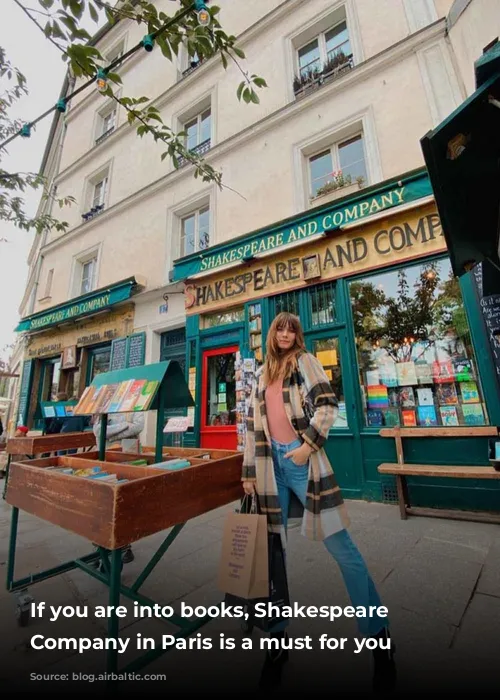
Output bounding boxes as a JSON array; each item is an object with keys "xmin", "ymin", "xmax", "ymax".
[{"xmin": 271, "ymin": 437, "xmax": 388, "ymax": 638}]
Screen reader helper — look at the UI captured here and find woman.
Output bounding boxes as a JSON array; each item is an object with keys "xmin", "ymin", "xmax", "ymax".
[{"xmin": 242, "ymin": 312, "xmax": 396, "ymax": 691}]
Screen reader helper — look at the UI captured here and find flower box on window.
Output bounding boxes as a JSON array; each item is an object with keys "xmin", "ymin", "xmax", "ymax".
[
  {"xmin": 293, "ymin": 52, "xmax": 354, "ymax": 99},
  {"xmin": 310, "ymin": 173, "xmax": 365, "ymax": 207}
]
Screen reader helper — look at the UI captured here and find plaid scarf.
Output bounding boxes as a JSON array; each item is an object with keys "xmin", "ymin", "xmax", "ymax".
[{"xmin": 242, "ymin": 351, "xmax": 350, "ymax": 544}]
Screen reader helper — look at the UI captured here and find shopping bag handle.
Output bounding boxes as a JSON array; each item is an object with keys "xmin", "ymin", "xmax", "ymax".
[{"xmin": 239, "ymin": 493, "xmax": 258, "ymax": 514}]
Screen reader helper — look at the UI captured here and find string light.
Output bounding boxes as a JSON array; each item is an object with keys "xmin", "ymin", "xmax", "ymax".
[
  {"xmin": 1, "ymin": 1, "xmax": 209, "ymax": 151},
  {"xmin": 195, "ymin": 0, "xmax": 211, "ymax": 26},
  {"xmin": 141, "ymin": 34, "xmax": 155, "ymax": 52},
  {"xmin": 96, "ymin": 68, "xmax": 108, "ymax": 93}
]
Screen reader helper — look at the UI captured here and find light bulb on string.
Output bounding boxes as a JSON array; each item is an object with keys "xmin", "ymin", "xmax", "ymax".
[
  {"xmin": 195, "ymin": 0, "xmax": 211, "ymax": 25},
  {"xmin": 20, "ymin": 124, "xmax": 31, "ymax": 138},
  {"xmin": 96, "ymin": 69, "xmax": 108, "ymax": 94},
  {"xmin": 142, "ymin": 35, "xmax": 154, "ymax": 52}
]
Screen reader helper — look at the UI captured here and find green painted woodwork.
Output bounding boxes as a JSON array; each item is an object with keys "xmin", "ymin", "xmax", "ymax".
[
  {"xmin": 15, "ymin": 277, "xmax": 137, "ymax": 333},
  {"xmin": 90, "ymin": 360, "xmax": 194, "ymax": 412}
]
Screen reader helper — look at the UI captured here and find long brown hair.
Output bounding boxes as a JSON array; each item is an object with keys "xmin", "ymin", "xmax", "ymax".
[{"xmin": 263, "ymin": 312, "xmax": 306, "ymax": 384}]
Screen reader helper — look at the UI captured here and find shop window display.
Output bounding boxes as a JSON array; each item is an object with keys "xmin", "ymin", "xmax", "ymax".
[{"xmin": 349, "ymin": 259, "xmax": 489, "ymax": 428}]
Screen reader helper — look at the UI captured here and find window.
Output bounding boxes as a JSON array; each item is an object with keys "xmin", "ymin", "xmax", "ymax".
[
  {"xmin": 44, "ymin": 269, "xmax": 54, "ymax": 298},
  {"xmin": 349, "ymin": 258, "xmax": 489, "ymax": 428},
  {"xmin": 298, "ymin": 20, "xmax": 351, "ymax": 79},
  {"xmin": 292, "ymin": 7, "xmax": 355, "ymax": 96},
  {"xmin": 80, "ymin": 257, "xmax": 97, "ymax": 295},
  {"xmin": 309, "ymin": 134, "xmax": 367, "ymax": 198},
  {"xmin": 82, "ymin": 167, "xmax": 110, "ymax": 223},
  {"xmin": 96, "ymin": 107, "xmax": 116, "ymax": 145},
  {"xmin": 92, "ymin": 177, "xmax": 107, "ymax": 209},
  {"xmin": 180, "ymin": 206, "xmax": 210, "ymax": 256},
  {"xmin": 178, "ymin": 108, "xmax": 211, "ymax": 166},
  {"xmin": 310, "ymin": 282, "xmax": 336, "ymax": 326},
  {"xmin": 403, "ymin": 0, "xmax": 437, "ymax": 33}
]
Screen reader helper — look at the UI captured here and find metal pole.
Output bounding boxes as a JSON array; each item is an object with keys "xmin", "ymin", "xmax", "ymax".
[
  {"xmin": 99, "ymin": 414, "xmax": 107, "ymax": 461},
  {"xmin": 155, "ymin": 384, "xmax": 165, "ymax": 464},
  {"xmin": 6, "ymin": 506, "xmax": 19, "ymax": 590},
  {"xmin": 107, "ymin": 548, "xmax": 122, "ymax": 674}
]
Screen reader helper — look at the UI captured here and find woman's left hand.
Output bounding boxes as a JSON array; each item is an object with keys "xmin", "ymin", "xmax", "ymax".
[{"xmin": 285, "ymin": 442, "xmax": 313, "ymax": 466}]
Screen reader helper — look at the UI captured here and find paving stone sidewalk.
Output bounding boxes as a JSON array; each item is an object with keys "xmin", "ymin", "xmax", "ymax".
[{"xmin": 0, "ymin": 491, "xmax": 499, "ymax": 693}]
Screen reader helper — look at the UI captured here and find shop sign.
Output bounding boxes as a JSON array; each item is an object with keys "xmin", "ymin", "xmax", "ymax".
[
  {"xmin": 25, "ymin": 306, "xmax": 135, "ymax": 359},
  {"xmin": 15, "ymin": 280, "xmax": 136, "ymax": 333},
  {"xmin": 185, "ymin": 205, "xmax": 446, "ymax": 314},
  {"xmin": 172, "ymin": 175, "xmax": 434, "ymax": 281}
]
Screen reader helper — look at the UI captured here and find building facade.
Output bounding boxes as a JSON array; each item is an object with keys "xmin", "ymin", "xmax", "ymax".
[{"xmin": 10, "ymin": 0, "xmax": 500, "ymax": 509}]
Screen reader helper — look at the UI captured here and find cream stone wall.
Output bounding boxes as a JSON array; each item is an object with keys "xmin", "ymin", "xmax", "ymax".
[
  {"xmin": 447, "ymin": 0, "xmax": 500, "ymax": 97},
  {"xmin": 25, "ymin": 0, "xmax": 483, "ymax": 318}
]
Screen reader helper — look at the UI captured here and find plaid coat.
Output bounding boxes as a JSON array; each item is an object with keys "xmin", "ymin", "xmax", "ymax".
[{"xmin": 242, "ymin": 351, "xmax": 350, "ymax": 543}]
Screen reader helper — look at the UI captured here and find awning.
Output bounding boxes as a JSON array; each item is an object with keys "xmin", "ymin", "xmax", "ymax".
[
  {"xmin": 15, "ymin": 277, "xmax": 140, "ymax": 334},
  {"xmin": 420, "ymin": 42, "xmax": 500, "ymax": 294}
]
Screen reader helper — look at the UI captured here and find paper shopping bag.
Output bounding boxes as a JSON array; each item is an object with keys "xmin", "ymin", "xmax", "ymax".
[{"xmin": 217, "ymin": 504, "xmax": 269, "ymax": 599}]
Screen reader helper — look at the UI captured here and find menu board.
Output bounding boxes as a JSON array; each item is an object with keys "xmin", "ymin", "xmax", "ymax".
[
  {"xmin": 109, "ymin": 333, "xmax": 146, "ymax": 370},
  {"xmin": 127, "ymin": 333, "xmax": 146, "ymax": 367},
  {"xmin": 471, "ymin": 263, "xmax": 500, "ymax": 383},
  {"xmin": 74, "ymin": 378, "xmax": 160, "ymax": 415},
  {"xmin": 110, "ymin": 338, "xmax": 127, "ymax": 371}
]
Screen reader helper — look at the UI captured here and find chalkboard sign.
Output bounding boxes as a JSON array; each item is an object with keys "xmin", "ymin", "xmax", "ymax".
[
  {"xmin": 471, "ymin": 263, "xmax": 500, "ymax": 382},
  {"xmin": 110, "ymin": 337, "xmax": 128, "ymax": 371},
  {"xmin": 127, "ymin": 333, "xmax": 146, "ymax": 368},
  {"xmin": 109, "ymin": 333, "xmax": 146, "ymax": 370},
  {"xmin": 18, "ymin": 360, "xmax": 34, "ymax": 426}
]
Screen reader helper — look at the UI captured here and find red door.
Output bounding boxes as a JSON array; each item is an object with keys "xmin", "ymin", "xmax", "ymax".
[{"xmin": 201, "ymin": 345, "xmax": 238, "ymax": 450}]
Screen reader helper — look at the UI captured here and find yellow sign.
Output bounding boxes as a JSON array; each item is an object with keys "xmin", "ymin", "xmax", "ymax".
[
  {"xmin": 25, "ymin": 305, "xmax": 135, "ymax": 359},
  {"xmin": 185, "ymin": 204, "xmax": 446, "ymax": 315}
]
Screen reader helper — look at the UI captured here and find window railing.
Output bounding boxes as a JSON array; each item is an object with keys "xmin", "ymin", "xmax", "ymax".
[
  {"xmin": 177, "ymin": 138, "xmax": 211, "ymax": 168},
  {"xmin": 81, "ymin": 204, "xmax": 105, "ymax": 223},
  {"xmin": 182, "ymin": 58, "xmax": 205, "ymax": 78},
  {"xmin": 293, "ymin": 52, "xmax": 354, "ymax": 99},
  {"xmin": 95, "ymin": 127, "xmax": 115, "ymax": 146}
]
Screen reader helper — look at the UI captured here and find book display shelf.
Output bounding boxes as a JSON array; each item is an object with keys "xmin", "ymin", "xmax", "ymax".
[{"xmin": 4, "ymin": 361, "xmax": 243, "ymax": 679}]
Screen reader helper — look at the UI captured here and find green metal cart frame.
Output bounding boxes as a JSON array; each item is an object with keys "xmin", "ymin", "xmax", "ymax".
[{"xmin": 4, "ymin": 360, "xmax": 230, "ymax": 676}]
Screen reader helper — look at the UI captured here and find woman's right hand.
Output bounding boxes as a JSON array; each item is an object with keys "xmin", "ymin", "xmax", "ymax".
[{"xmin": 242, "ymin": 480, "xmax": 256, "ymax": 495}]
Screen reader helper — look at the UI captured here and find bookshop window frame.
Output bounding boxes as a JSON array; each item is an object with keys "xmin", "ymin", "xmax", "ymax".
[{"xmin": 347, "ymin": 255, "xmax": 490, "ymax": 429}]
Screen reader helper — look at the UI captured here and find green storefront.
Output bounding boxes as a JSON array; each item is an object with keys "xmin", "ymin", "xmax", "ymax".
[{"xmin": 171, "ymin": 167, "xmax": 500, "ymax": 514}]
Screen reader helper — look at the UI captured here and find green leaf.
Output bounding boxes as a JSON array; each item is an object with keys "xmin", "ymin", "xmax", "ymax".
[
  {"xmin": 39, "ymin": 0, "xmax": 55, "ymax": 8},
  {"xmin": 89, "ymin": 3, "xmax": 99, "ymax": 23},
  {"xmin": 220, "ymin": 52, "xmax": 227, "ymax": 70},
  {"xmin": 242, "ymin": 87, "xmax": 251, "ymax": 104},
  {"xmin": 250, "ymin": 88, "xmax": 260, "ymax": 104},
  {"xmin": 233, "ymin": 46, "xmax": 245, "ymax": 59},
  {"xmin": 107, "ymin": 72, "xmax": 122, "ymax": 84},
  {"xmin": 253, "ymin": 77, "xmax": 267, "ymax": 88},
  {"xmin": 237, "ymin": 81, "xmax": 245, "ymax": 101}
]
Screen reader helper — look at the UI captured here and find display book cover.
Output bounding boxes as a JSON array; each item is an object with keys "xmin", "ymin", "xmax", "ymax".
[
  {"xmin": 74, "ymin": 378, "xmax": 159, "ymax": 415},
  {"xmin": 365, "ymin": 357, "xmax": 484, "ymax": 427}
]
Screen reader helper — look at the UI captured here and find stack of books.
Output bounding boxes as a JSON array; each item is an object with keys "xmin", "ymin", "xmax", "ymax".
[
  {"xmin": 150, "ymin": 458, "xmax": 191, "ymax": 471},
  {"xmin": 44, "ymin": 465, "xmax": 128, "ymax": 484}
]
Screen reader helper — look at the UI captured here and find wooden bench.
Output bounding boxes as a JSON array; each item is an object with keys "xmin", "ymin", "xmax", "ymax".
[{"xmin": 378, "ymin": 427, "xmax": 500, "ymax": 524}]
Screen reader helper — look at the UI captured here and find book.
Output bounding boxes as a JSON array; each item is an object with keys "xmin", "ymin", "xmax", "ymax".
[
  {"xmin": 460, "ymin": 381, "xmax": 479, "ymax": 403},
  {"xmin": 439, "ymin": 406, "xmax": 459, "ymax": 426},
  {"xmin": 396, "ymin": 362, "xmax": 418, "ymax": 385},
  {"xmin": 462, "ymin": 404, "xmax": 484, "ymax": 425},
  {"xmin": 417, "ymin": 388, "xmax": 434, "ymax": 406},
  {"xmin": 402, "ymin": 410, "xmax": 416, "ymax": 426},
  {"xmin": 366, "ymin": 385, "xmax": 389, "ymax": 409},
  {"xmin": 436, "ymin": 383, "xmax": 458, "ymax": 405},
  {"xmin": 417, "ymin": 405, "xmax": 438, "ymax": 426}
]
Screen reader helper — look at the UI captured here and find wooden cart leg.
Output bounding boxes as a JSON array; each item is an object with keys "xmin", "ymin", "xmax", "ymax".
[
  {"xmin": 395, "ymin": 475, "xmax": 408, "ymax": 520},
  {"xmin": 107, "ymin": 548, "xmax": 122, "ymax": 675}
]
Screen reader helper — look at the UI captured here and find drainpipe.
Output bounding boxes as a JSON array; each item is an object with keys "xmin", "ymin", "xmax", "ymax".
[{"xmin": 29, "ymin": 75, "xmax": 73, "ymax": 313}]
